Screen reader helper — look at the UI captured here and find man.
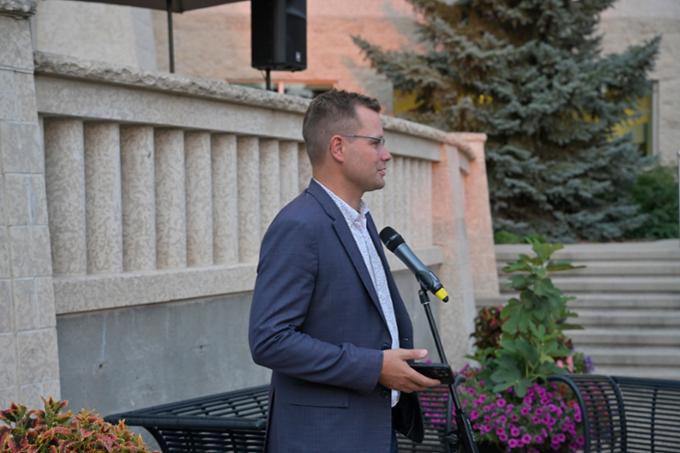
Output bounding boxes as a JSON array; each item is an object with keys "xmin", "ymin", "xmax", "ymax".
[{"xmin": 249, "ymin": 90, "xmax": 439, "ymax": 453}]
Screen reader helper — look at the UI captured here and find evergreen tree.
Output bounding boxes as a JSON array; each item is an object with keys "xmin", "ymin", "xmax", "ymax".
[{"xmin": 354, "ymin": 0, "xmax": 660, "ymax": 241}]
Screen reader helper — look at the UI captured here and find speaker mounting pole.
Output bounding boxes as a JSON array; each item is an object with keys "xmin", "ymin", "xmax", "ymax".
[{"xmin": 266, "ymin": 69, "xmax": 272, "ymax": 91}]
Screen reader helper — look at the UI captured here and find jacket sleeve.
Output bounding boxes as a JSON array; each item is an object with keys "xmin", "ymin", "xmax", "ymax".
[{"xmin": 248, "ymin": 215, "xmax": 383, "ymax": 395}]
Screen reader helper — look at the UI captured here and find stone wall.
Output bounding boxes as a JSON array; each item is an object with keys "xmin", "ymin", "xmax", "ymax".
[
  {"xmin": 0, "ymin": 3, "xmax": 498, "ymax": 418},
  {"xmin": 0, "ymin": 0, "xmax": 60, "ymax": 409}
]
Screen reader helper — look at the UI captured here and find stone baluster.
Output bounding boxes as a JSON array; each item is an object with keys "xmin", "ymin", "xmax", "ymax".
[
  {"xmin": 279, "ymin": 141, "xmax": 299, "ymax": 206},
  {"xmin": 211, "ymin": 134, "xmax": 238, "ymax": 265},
  {"xmin": 393, "ymin": 157, "xmax": 407, "ymax": 237},
  {"xmin": 237, "ymin": 137, "xmax": 260, "ymax": 263},
  {"xmin": 83, "ymin": 123, "xmax": 123, "ymax": 274},
  {"xmin": 298, "ymin": 144, "xmax": 312, "ymax": 191},
  {"xmin": 259, "ymin": 139, "xmax": 280, "ymax": 235},
  {"xmin": 43, "ymin": 119, "xmax": 87, "ymax": 275},
  {"xmin": 185, "ymin": 132, "xmax": 214, "ymax": 267},
  {"xmin": 155, "ymin": 129, "xmax": 186, "ymax": 269},
  {"xmin": 120, "ymin": 126, "xmax": 156, "ymax": 271}
]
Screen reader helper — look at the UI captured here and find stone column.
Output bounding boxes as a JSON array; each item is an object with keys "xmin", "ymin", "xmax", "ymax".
[
  {"xmin": 451, "ymin": 133, "xmax": 499, "ymax": 298},
  {"xmin": 211, "ymin": 134, "xmax": 238, "ymax": 265},
  {"xmin": 0, "ymin": 0, "xmax": 61, "ymax": 408},
  {"xmin": 259, "ymin": 139, "xmax": 280, "ymax": 235},
  {"xmin": 279, "ymin": 141, "xmax": 299, "ymax": 206},
  {"xmin": 121, "ymin": 126, "xmax": 156, "ymax": 272},
  {"xmin": 237, "ymin": 137, "xmax": 260, "ymax": 263},
  {"xmin": 297, "ymin": 144, "xmax": 312, "ymax": 191},
  {"xmin": 185, "ymin": 131, "xmax": 213, "ymax": 267},
  {"xmin": 431, "ymin": 144, "xmax": 477, "ymax": 369}
]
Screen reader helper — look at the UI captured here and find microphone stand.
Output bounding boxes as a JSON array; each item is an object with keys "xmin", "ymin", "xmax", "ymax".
[{"xmin": 418, "ymin": 284, "xmax": 479, "ymax": 453}]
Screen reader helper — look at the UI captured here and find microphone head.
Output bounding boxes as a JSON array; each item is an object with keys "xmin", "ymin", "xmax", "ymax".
[{"xmin": 379, "ymin": 226, "xmax": 404, "ymax": 251}]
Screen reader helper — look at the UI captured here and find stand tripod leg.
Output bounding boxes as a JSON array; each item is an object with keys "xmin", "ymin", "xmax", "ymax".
[{"xmin": 417, "ymin": 287, "xmax": 479, "ymax": 453}]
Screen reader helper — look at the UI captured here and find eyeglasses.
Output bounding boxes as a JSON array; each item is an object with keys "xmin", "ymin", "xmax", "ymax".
[{"xmin": 340, "ymin": 134, "xmax": 386, "ymax": 148}]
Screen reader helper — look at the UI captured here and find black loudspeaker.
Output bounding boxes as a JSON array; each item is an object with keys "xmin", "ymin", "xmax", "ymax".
[{"xmin": 251, "ymin": 0, "xmax": 307, "ymax": 71}]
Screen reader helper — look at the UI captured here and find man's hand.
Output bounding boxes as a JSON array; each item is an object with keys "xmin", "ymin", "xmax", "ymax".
[{"xmin": 379, "ymin": 348, "xmax": 440, "ymax": 393}]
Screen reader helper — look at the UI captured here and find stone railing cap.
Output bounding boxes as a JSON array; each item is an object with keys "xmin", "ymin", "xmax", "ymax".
[
  {"xmin": 0, "ymin": 0, "xmax": 36, "ymax": 17},
  {"xmin": 34, "ymin": 51, "xmax": 475, "ymax": 160}
]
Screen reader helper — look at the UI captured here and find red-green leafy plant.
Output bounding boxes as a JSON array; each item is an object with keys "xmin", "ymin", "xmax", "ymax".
[{"xmin": 0, "ymin": 397, "xmax": 157, "ymax": 453}]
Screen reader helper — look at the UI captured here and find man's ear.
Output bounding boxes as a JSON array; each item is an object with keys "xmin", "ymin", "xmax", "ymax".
[{"xmin": 328, "ymin": 135, "xmax": 345, "ymax": 163}]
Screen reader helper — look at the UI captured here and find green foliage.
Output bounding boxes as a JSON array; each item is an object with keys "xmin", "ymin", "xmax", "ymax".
[
  {"xmin": 494, "ymin": 230, "xmax": 523, "ymax": 244},
  {"xmin": 471, "ymin": 237, "xmax": 584, "ymax": 396},
  {"xmin": 355, "ymin": 0, "xmax": 661, "ymax": 242},
  {"xmin": 626, "ymin": 165, "xmax": 679, "ymax": 239},
  {"xmin": 0, "ymin": 397, "xmax": 157, "ymax": 453}
]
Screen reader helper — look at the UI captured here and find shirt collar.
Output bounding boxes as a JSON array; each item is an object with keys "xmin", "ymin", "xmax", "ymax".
[{"xmin": 314, "ymin": 178, "xmax": 369, "ymax": 226}]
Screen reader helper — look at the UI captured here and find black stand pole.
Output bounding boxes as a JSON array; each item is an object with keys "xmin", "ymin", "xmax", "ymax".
[
  {"xmin": 418, "ymin": 285, "xmax": 478, "ymax": 453},
  {"xmin": 265, "ymin": 69, "xmax": 272, "ymax": 91},
  {"xmin": 166, "ymin": 0, "xmax": 175, "ymax": 73}
]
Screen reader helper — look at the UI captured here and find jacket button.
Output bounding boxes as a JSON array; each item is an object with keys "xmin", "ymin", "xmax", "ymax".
[{"xmin": 381, "ymin": 388, "xmax": 390, "ymax": 398}]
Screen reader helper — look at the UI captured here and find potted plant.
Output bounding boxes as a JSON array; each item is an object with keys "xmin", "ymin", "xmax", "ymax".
[
  {"xmin": 1, "ymin": 397, "xmax": 157, "ymax": 452},
  {"xmin": 424, "ymin": 237, "xmax": 593, "ymax": 452}
]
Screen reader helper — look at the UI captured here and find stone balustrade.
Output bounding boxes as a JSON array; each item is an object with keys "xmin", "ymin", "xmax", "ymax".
[{"xmin": 33, "ymin": 51, "xmax": 476, "ymax": 318}]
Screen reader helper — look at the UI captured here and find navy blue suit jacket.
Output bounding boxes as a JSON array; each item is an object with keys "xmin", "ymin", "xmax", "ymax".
[{"xmin": 249, "ymin": 180, "xmax": 420, "ymax": 452}]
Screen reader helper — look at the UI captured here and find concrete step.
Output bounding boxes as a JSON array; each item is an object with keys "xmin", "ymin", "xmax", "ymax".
[
  {"xmin": 499, "ymin": 276, "xmax": 680, "ymax": 293},
  {"xmin": 575, "ymin": 309, "xmax": 680, "ymax": 327},
  {"xmin": 478, "ymin": 293, "xmax": 680, "ymax": 309},
  {"xmin": 495, "ymin": 240, "xmax": 680, "ymax": 262},
  {"xmin": 589, "ymin": 366, "xmax": 680, "ymax": 380},
  {"xmin": 583, "ymin": 347, "xmax": 680, "ymax": 367},
  {"xmin": 570, "ymin": 328, "xmax": 680, "ymax": 347},
  {"xmin": 497, "ymin": 261, "xmax": 680, "ymax": 277}
]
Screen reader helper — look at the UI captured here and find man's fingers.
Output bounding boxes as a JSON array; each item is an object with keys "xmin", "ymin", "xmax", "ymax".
[{"xmin": 396, "ymin": 348, "xmax": 428, "ymax": 360}]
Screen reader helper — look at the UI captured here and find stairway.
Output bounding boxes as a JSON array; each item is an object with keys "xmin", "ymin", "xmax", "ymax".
[{"xmin": 477, "ymin": 239, "xmax": 680, "ymax": 379}]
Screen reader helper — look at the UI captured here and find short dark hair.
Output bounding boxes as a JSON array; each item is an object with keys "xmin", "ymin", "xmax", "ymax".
[{"xmin": 302, "ymin": 90, "xmax": 381, "ymax": 164}]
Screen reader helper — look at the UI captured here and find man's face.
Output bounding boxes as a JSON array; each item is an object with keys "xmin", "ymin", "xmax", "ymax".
[{"xmin": 342, "ymin": 105, "xmax": 392, "ymax": 194}]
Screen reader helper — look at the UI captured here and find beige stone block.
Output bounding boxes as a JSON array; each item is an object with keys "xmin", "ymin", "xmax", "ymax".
[
  {"xmin": 9, "ymin": 225, "xmax": 52, "ymax": 278},
  {"xmin": 0, "ymin": 15, "xmax": 33, "ymax": 70},
  {"xmin": 30, "ymin": 175, "xmax": 48, "ymax": 226},
  {"xmin": 237, "ymin": 137, "xmax": 259, "ymax": 263},
  {"xmin": 14, "ymin": 73, "xmax": 37, "ymax": 123},
  {"xmin": 0, "ymin": 72, "xmax": 17, "ymax": 121},
  {"xmin": 12, "ymin": 278, "xmax": 35, "ymax": 331},
  {"xmin": 84, "ymin": 123, "xmax": 123, "ymax": 274},
  {"xmin": 211, "ymin": 134, "xmax": 238, "ymax": 265},
  {"xmin": 16, "ymin": 328, "xmax": 60, "ymax": 384},
  {"xmin": 0, "ymin": 226, "xmax": 9, "ymax": 279},
  {"xmin": 44, "ymin": 119, "xmax": 87, "ymax": 276},
  {"xmin": 259, "ymin": 139, "xmax": 280, "ymax": 235},
  {"xmin": 4, "ymin": 173, "xmax": 30, "ymax": 225},
  {"xmin": 120, "ymin": 126, "xmax": 156, "ymax": 272},
  {"xmin": 0, "ymin": 386, "xmax": 18, "ymax": 409},
  {"xmin": 155, "ymin": 129, "xmax": 186, "ymax": 269},
  {"xmin": 17, "ymin": 380, "xmax": 60, "ymax": 408},
  {"xmin": 0, "ymin": 333, "xmax": 17, "ymax": 389},
  {"xmin": 185, "ymin": 131, "xmax": 213, "ymax": 267},
  {"xmin": 0, "ymin": 279, "xmax": 13, "ymax": 333},
  {"xmin": 0, "ymin": 122, "xmax": 43, "ymax": 174},
  {"xmin": 12, "ymin": 277, "xmax": 54, "ymax": 332}
]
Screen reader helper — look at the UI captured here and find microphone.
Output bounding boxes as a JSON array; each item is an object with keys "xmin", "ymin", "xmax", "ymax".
[{"xmin": 379, "ymin": 226, "xmax": 449, "ymax": 302}]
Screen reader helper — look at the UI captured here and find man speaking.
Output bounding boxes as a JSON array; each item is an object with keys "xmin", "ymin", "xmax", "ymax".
[{"xmin": 249, "ymin": 90, "xmax": 439, "ymax": 452}]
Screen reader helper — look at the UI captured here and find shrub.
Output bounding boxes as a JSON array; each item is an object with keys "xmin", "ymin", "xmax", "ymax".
[
  {"xmin": 0, "ymin": 397, "xmax": 157, "ymax": 453},
  {"xmin": 627, "ymin": 165, "xmax": 679, "ymax": 239}
]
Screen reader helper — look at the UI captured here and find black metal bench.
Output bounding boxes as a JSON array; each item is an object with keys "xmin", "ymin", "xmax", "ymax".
[
  {"xmin": 549, "ymin": 374, "xmax": 680, "ymax": 453},
  {"xmin": 106, "ymin": 375, "xmax": 680, "ymax": 453},
  {"xmin": 105, "ymin": 385, "xmax": 454, "ymax": 453}
]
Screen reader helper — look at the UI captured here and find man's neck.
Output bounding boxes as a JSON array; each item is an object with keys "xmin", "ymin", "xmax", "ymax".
[{"xmin": 313, "ymin": 174, "xmax": 362, "ymax": 211}]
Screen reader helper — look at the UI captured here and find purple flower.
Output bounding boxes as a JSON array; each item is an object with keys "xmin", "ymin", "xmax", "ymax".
[
  {"xmin": 496, "ymin": 398, "xmax": 507, "ymax": 408},
  {"xmin": 510, "ymin": 425, "xmax": 520, "ymax": 437}
]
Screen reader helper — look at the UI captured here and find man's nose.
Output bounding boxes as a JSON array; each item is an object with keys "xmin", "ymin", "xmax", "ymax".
[{"xmin": 380, "ymin": 146, "xmax": 392, "ymax": 161}]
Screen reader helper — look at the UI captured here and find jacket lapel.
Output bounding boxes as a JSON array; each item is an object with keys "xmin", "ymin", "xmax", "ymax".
[{"xmin": 306, "ymin": 181, "xmax": 386, "ymax": 326}]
